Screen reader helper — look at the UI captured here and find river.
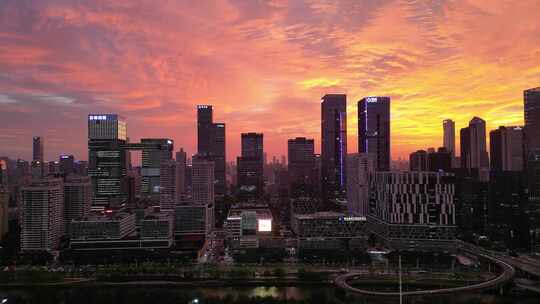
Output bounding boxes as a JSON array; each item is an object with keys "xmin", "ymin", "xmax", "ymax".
[{"xmin": 0, "ymin": 286, "xmax": 538, "ymax": 304}]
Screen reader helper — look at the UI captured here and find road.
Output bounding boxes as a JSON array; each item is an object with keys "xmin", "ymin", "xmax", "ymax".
[{"xmin": 334, "ymin": 247, "xmax": 515, "ymax": 297}]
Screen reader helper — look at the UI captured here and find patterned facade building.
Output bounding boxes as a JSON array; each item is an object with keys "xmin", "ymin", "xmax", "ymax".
[{"xmin": 368, "ymin": 171, "xmax": 457, "ymax": 251}]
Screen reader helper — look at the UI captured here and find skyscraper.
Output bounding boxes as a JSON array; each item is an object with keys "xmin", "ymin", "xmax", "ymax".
[
  {"xmin": 197, "ymin": 105, "xmax": 226, "ymax": 196},
  {"xmin": 33, "ymin": 136, "xmax": 44, "ymax": 162},
  {"xmin": 489, "ymin": 126, "xmax": 523, "ymax": 172},
  {"xmin": 409, "ymin": 150, "xmax": 428, "ymax": 171},
  {"xmin": 524, "ymin": 87, "xmax": 540, "ymax": 250},
  {"xmin": 428, "ymin": 147, "xmax": 452, "ymax": 172},
  {"xmin": 237, "ymin": 133, "xmax": 264, "ymax": 198},
  {"xmin": 140, "ymin": 138, "xmax": 173, "ymax": 200},
  {"xmin": 64, "ymin": 175, "xmax": 91, "ymax": 234},
  {"xmin": 160, "ymin": 159, "xmax": 182, "ymax": 211},
  {"xmin": 288, "ymin": 137, "xmax": 317, "ymax": 196},
  {"xmin": 460, "ymin": 117, "xmax": 489, "ymax": 170},
  {"xmin": 59, "ymin": 154, "xmax": 75, "ymax": 175},
  {"xmin": 87, "ymin": 114, "xmax": 128, "ymax": 209},
  {"xmin": 346, "ymin": 153, "xmax": 375, "ymax": 216},
  {"xmin": 192, "ymin": 155, "xmax": 215, "ymax": 206},
  {"xmin": 0, "ymin": 159, "xmax": 7, "ymax": 185},
  {"xmin": 0, "ymin": 186, "xmax": 8, "ymax": 239},
  {"xmin": 358, "ymin": 96, "xmax": 390, "ymax": 171},
  {"xmin": 176, "ymin": 148, "xmax": 187, "ymax": 195},
  {"xmin": 20, "ymin": 177, "xmax": 64, "ymax": 251},
  {"xmin": 321, "ymin": 94, "xmax": 347, "ymax": 201},
  {"xmin": 443, "ymin": 119, "xmax": 456, "ymax": 166}
]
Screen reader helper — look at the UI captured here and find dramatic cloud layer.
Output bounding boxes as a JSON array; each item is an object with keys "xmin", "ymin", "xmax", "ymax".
[{"xmin": 1, "ymin": 0, "xmax": 539, "ymax": 162}]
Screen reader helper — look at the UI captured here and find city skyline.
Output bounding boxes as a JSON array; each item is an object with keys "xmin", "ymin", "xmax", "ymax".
[{"xmin": 1, "ymin": 1, "xmax": 539, "ymax": 162}]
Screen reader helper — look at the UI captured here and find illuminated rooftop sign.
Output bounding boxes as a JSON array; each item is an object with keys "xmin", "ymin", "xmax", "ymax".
[
  {"xmin": 366, "ymin": 97, "xmax": 378, "ymax": 103},
  {"xmin": 89, "ymin": 115, "xmax": 107, "ymax": 120}
]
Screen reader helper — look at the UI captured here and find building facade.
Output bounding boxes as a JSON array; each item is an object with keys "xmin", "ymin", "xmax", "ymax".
[
  {"xmin": 410, "ymin": 150, "xmax": 428, "ymax": 171},
  {"xmin": 369, "ymin": 171, "xmax": 457, "ymax": 251},
  {"xmin": 443, "ymin": 119, "xmax": 456, "ymax": 166},
  {"xmin": 490, "ymin": 126, "xmax": 523, "ymax": 172},
  {"xmin": 524, "ymin": 87, "xmax": 540, "ymax": 250},
  {"xmin": 358, "ymin": 96, "xmax": 391, "ymax": 171},
  {"xmin": 197, "ymin": 105, "xmax": 227, "ymax": 196},
  {"xmin": 346, "ymin": 153, "xmax": 375, "ymax": 216},
  {"xmin": 87, "ymin": 114, "xmax": 128, "ymax": 209},
  {"xmin": 288, "ymin": 137, "xmax": 317, "ymax": 197},
  {"xmin": 140, "ymin": 138, "xmax": 174, "ymax": 201},
  {"xmin": 460, "ymin": 117, "xmax": 489, "ymax": 171},
  {"xmin": 237, "ymin": 133, "xmax": 264, "ymax": 198},
  {"xmin": 321, "ymin": 94, "xmax": 347, "ymax": 202},
  {"xmin": 20, "ymin": 178, "xmax": 64, "ymax": 251},
  {"xmin": 64, "ymin": 175, "xmax": 92, "ymax": 234}
]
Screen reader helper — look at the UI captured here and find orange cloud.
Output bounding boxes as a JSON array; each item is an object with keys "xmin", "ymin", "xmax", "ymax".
[{"xmin": 0, "ymin": 0, "xmax": 539, "ymax": 163}]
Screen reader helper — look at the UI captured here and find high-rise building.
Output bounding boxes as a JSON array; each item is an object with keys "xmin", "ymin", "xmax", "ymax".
[
  {"xmin": 346, "ymin": 153, "xmax": 375, "ymax": 216},
  {"xmin": 489, "ymin": 126, "xmax": 523, "ymax": 172},
  {"xmin": 197, "ymin": 105, "xmax": 226, "ymax": 196},
  {"xmin": 443, "ymin": 119, "xmax": 456, "ymax": 166},
  {"xmin": 409, "ymin": 150, "xmax": 428, "ymax": 171},
  {"xmin": 288, "ymin": 137, "xmax": 317, "ymax": 196},
  {"xmin": 30, "ymin": 160, "xmax": 45, "ymax": 178},
  {"xmin": 237, "ymin": 133, "xmax": 264, "ymax": 198},
  {"xmin": 87, "ymin": 114, "xmax": 128, "ymax": 210},
  {"xmin": 524, "ymin": 87, "xmax": 540, "ymax": 250},
  {"xmin": 0, "ymin": 186, "xmax": 8, "ymax": 239},
  {"xmin": 321, "ymin": 94, "xmax": 347, "ymax": 201},
  {"xmin": 20, "ymin": 177, "xmax": 64, "ymax": 251},
  {"xmin": 64, "ymin": 175, "xmax": 92, "ymax": 234},
  {"xmin": 59, "ymin": 154, "xmax": 75, "ymax": 175},
  {"xmin": 0, "ymin": 159, "xmax": 7, "ymax": 185},
  {"xmin": 192, "ymin": 155, "xmax": 215, "ymax": 206},
  {"xmin": 175, "ymin": 148, "xmax": 187, "ymax": 195},
  {"xmin": 358, "ymin": 96, "xmax": 391, "ymax": 171},
  {"xmin": 140, "ymin": 138, "xmax": 173, "ymax": 200},
  {"xmin": 369, "ymin": 171, "xmax": 456, "ymax": 251},
  {"xmin": 428, "ymin": 147, "xmax": 452, "ymax": 172},
  {"xmin": 460, "ymin": 117, "xmax": 489, "ymax": 170},
  {"xmin": 160, "ymin": 159, "xmax": 182, "ymax": 211},
  {"xmin": 33, "ymin": 136, "xmax": 44, "ymax": 163}
]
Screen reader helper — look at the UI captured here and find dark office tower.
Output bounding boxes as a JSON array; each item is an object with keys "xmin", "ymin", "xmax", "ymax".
[
  {"xmin": 524, "ymin": 87, "xmax": 540, "ymax": 251},
  {"xmin": 197, "ymin": 105, "xmax": 226, "ymax": 196},
  {"xmin": 460, "ymin": 117, "xmax": 489, "ymax": 170},
  {"xmin": 358, "ymin": 96, "xmax": 390, "ymax": 171},
  {"xmin": 429, "ymin": 147, "xmax": 452, "ymax": 172},
  {"xmin": 288, "ymin": 137, "xmax": 316, "ymax": 197},
  {"xmin": 460, "ymin": 127, "xmax": 470, "ymax": 170},
  {"xmin": 175, "ymin": 148, "xmax": 187, "ymax": 195},
  {"xmin": 141, "ymin": 138, "xmax": 173, "ymax": 201},
  {"xmin": 197, "ymin": 105, "xmax": 213, "ymax": 154},
  {"xmin": 237, "ymin": 133, "xmax": 264, "ymax": 198},
  {"xmin": 33, "ymin": 136, "xmax": 44, "ymax": 162},
  {"xmin": 489, "ymin": 126, "xmax": 523, "ymax": 172},
  {"xmin": 409, "ymin": 150, "xmax": 428, "ymax": 171},
  {"xmin": 321, "ymin": 94, "xmax": 347, "ymax": 202},
  {"xmin": 212, "ymin": 123, "xmax": 226, "ymax": 195},
  {"xmin": 443, "ymin": 119, "xmax": 456, "ymax": 166},
  {"xmin": 0, "ymin": 160, "xmax": 7, "ymax": 186},
  {"xmin": 241, "ymin": 132, "xmax": 264, "ymax": 159},
  {"xmin": 87, "ymin": 114, "xmax": 127, "ymax": 210},
  {"xmin": 59, "ymin": 155, "xmax": 75, "ymax": 175}
]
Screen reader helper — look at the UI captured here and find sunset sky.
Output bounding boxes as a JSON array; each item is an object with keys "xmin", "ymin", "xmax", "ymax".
[{"xmin": 1, "ymin": 0, "xmax": 539, "ymax": 163}]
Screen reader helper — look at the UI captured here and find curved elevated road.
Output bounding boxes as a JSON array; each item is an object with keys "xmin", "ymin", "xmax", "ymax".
[{"xmin": 335, "ymin": 249, "xmax": 515, "ymax": 297}]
